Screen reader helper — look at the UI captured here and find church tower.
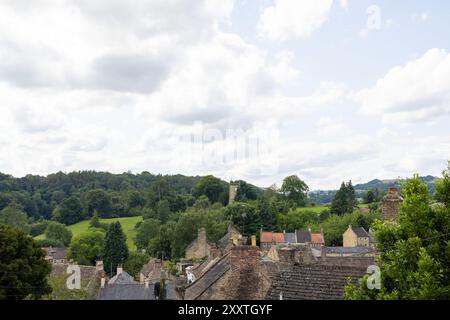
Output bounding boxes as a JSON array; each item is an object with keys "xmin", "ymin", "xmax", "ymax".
[{"xmin": 228, "ymin": 181, "xmax": 239, "ymax": 205}]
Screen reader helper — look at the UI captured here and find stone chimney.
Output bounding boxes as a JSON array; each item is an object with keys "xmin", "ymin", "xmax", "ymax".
[
  {"xmin": 251, "ymin": 235, "xmax": 257, "ymax": 247},
  {"xmin": 381, "ymin": 187, "xmax": 403, "ymax": 221},
  {"xmin": 101, "ymin": 276, "xmax": 105, "ymax": 288},
  {"xmin": 228, "ymin": 181, "xmax": 239, "ymax": 205},
  {"xmin": 227, "ymin": 246, "xmax": 261, "ymax": 299},
  {"xmin": 117, "ymin": 264, "xmax": 123, "ymax": 275},
  {"xmin": 95, "ymin": 260, "xmax": 104, "ymax": 272},
  {"xmin": 144, "ymin": 280, "xmax": 149, "ymax": 288},
  {"xmin": 278, "ymin": 247, "xmax": 295, "ymax": 264}
]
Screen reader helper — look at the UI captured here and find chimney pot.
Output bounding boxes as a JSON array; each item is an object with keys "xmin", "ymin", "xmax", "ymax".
[{"xmin": 389, "ymin": 187, "xmax": 397, "ymax": 193}]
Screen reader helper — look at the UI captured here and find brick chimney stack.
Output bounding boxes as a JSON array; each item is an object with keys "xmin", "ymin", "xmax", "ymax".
[
  {"xmin": 227, "ymin": 246, "xmax": 261, "ymax": 299},
  {"xmin": 381, "ymin": 187, "xmax": 403, "ymax": 221}
]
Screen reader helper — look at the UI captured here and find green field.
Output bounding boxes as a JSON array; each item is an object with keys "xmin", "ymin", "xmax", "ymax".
[
  {"xmin": 35, "ymin": 216, "xmax": 143, "ymax": 251},
  {"xmin": 297, "ymin": 206, "xmax": 329, "ymax": 213}
]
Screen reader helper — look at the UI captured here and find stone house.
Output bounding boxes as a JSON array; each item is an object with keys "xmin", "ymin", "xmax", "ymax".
[
  {"xmin": 343, "ymin": 225, "xmax": 375, "ymax": 247},
  {"xmin": 139, "ymin": 258, "xmax": 163, "ymax": 284},
  {"xmin": 43, "ymin": 247, "xmax": 67, "ymax": 264},
  {"xmin": 185, "ymin": 228, "xmax": 215, "ymax": 260},
  {"xmin": 381, "ymin": 187, "xmax": 403, "ymax": 221}
]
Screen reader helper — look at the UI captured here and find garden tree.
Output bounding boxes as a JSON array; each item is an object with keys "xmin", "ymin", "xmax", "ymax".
[
  {"xmin": 88, "ymin": 211, "xmax": 107, "ymax": 230},
  {"xmin": 192, "ymin": 175, "xmax": 227, "ymax": 204},
  {"xmin": 44, "ymin": 221, "xmax": 72, "ymax": 246},
  {"xmin": 224, "ymin": 202, "xmax": 260, "ymax": 238},
  {"xmin": 124, "ymin": 252, "xmax": 150, "ymax": 279},
  {"xmin": 103, "ymin": 222, "xmax": 129, "ymax": 275},
  {"xmin": 126, "ymin": 190, "xmax": 145, "ymax": 209},
  {"xmin": 0, "ymin": 224, "xmax": 52, "ymax": 300},
  {"xmin": 258, "ymin": 197, "xmax": 277, "ymax": 231},
  {"xmin": 0, "ymin": 203, "xmax": 29, "ymax": 233},
  {"xmin": 156, "ymin": 200, "xmax": 172, "ymax": 223},
  {"xmin": 171, "ymin": 205, "xmax": 228, "ymax": 258},
  {"xmin": 149, "ymin": 221, "xmax": 176, "ymax": 260},
  {"xmin": 54, "ymin": 196, "xmax": 83, "ymax": 225},
  {"xmin": 363, "ymin": 189, "xmax": 376, "ymax": 204},
  {"xmin": 278, "ymin": 209, "xmax": 319, "ymax": 232},
  {"xmin": 142, "ymin": 207, "xmax": 158, "ymax": 220},
  {"xmin": 134, "ymin": 218, "xmax": 160, "ymax": 250},
  {"xmin": 346, "ymin": 171, "xmax": 450, "ymax": 300},
  {"xmin": 29, "ymin": 220, "xmax": 49, "ymax": 237},
  {"xmin": 35, "ymin": 238, "xmax": 64, "ymax": 248},
  {"xmin": 280, "ymin": 175, "xmax": 309, "ymax": 207},
  {"xmin": 331, "ymin": 181, "xmax": 356, "ymax": 215},
  {"xmin": 67, "ymin": 230, "xmax": 105, "ymax": 265},
  {"xmin": 86, "ymin": 189, "xmax": 113, "ymax": 218}
]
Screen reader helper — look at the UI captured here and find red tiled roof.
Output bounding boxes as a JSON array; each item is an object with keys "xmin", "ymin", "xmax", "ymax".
[
  {"xmin": 260, "ymin": 231, "xmax": 284, "ymax": 243},
  {"xmin": 311, "ymin": 233, "xmax": 324, "ymax": 244},
  {"xmin": 272, "ymin": 233, "xmax": 285, "ymax": 243}
]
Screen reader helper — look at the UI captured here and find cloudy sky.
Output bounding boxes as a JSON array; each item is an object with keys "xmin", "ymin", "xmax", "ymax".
[{"xmin": 0, "ymin": 0, "xmax": 449, "ymax": 190}]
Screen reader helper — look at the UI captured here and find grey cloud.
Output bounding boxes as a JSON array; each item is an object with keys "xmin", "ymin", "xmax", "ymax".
[{"xmin": 89, "ymin": 54, "xmax": 170, "ymax": 93}]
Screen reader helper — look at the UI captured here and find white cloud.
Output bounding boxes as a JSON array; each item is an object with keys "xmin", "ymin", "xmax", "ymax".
[
  {"xmin": 258, "ymin": 0, "xmax": 333, "ymax": 41},
  {"xmin": 354, "ymin": 48, "xmax": 450, "ymax": 123}
]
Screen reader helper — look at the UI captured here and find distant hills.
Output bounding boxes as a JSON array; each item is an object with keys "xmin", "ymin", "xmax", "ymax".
[
  {"xmin": 309, "ymin": 175, "xmax": 438, "ymax": 205},
  {"xmin": 353, "ymin": 175, "xmax": 438, "ymax": 192}
]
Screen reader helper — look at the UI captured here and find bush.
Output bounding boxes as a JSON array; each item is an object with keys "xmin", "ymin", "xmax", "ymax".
[{"xmin": 30, "ymin": 221, "xmax": 49, "ymax": 237}]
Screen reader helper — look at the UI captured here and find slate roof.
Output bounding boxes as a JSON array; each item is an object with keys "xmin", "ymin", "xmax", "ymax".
[
  {"xmin": 50, "ymin": 263, "xmax": 97, "ymax": 280},
  {"xmin": 140, "ymin": 259, "xmax": 162, "ymax": 282},
  {"xmin": 184, "ymin": 253, "xmax": 231, "ymax": 300},
  {"xmin": 353, "ymin": 227, "xmax": 369, "ymax": 237},
  {"xmin": 266, "ymin": 264, "xmax": 367, "ymax": 300},
  {"xmin": 98, "ymin": 284, "xmax": 155, "ymax": 300},
  {"xmin": 324, "ymin": 246, "xmax": 375, "ymax": 254},
  {"xmin": 296, "ymin": 230, "xmax": 311, "ymax": 243},
  {"xmin": 43, "ymin": 247, "xmax": 67, "ymax": 260},
  {"xmin": 283, "ymin": 233, "xmax": 296, "ymax": 244},
  {"xmin": 108, "ymin": 271, "xmax": 136, "ymax": 285}
]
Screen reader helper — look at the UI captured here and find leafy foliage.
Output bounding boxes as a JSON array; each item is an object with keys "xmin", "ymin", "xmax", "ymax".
[
  {"xmin": 346, "ymin": 168, "xmax": 450, "ymax": 300},
  {"xmin": 103, "ymin": 222, "xmax": 129, "ymax": 274},
  {"xmin": 68, "ymin": 230, "xmax": 105, "ymax": 265},
  {"xmin": 331, "ymin": 181, "xmax": 356, "ymax": 215},
  {"xmin": 0, "ymin": 224, "xmax": 52, "ymax": 300},
  {"xmin": 44, "ymin": 221, "xmax": 72, "ymax": 246}
]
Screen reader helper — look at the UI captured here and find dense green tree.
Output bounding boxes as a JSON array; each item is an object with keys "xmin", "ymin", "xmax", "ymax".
[
  {"xmin": 89, "ymin": 211, "xmax": 108, "ymax": 230},
  {"xmin": 124, "ymin": 252, "xmax": 150, "ymax": 279},
  {"xmin": 192, "ymin": 175, "xmax": 227, "ymax": 204},
  {"xmin": 54, "ymin": 196, "xmax": 83, "ymax": 225},
  {"xmin": 156, "ymin": 200, "xmax": 172, "ymax": 223},
  {"xmin": 278, "ymin": 209, "xmax": 319, "ymax": 232},
  {"xmin": 67, "ymin": 230, "xmax": 105, "ymax": 265},
  {"xmin": 224, "ymin": 202, "xmax": 259, "ymax": 238},
  {"xmin": 0, "ymin": 224, "xmax": 52, "ymax": 300},
  {"xmin": 235, "ymin": 180, "xmax": 262, "ymax": 201},
  {"xmin": 86, "ymin": 189, "xmax": 113, "ymax": 218},
  {"xmin": 280, "ymin": 175, "xmax": 309, "ymax": 207},
  {"xmin": 127, "ymin": 190, "xmax": 145, "ymax": 209},
  {"xmin": 135, "ymin": 218, "xmax": 160, "ymax": 250},
  {"xmin": 258, "ymin": 197, "xmax": 278, "ymax": 231},
  {"xmin": 0, "ymin": 204, "xmax": 29, "ymax": 233},
  {"xmin": 29, "ymin": 220, "xmax": 49, "ymax": 237},
  {"xmin": 346, "ymin": 170, "xmax": 450, "ymax": 299},
  {"xmin": 103, "ymin": 222, "xmax": 129, "ymax": 275},
  {"xmin": 44, "ymin": 221, "xmax": 72, "ymax": 246},
  {"xmin": 331, "ymin": 181, "xmax": 357, "ymax": 215},
  {"xmin": 148, "ymin": 221, "xmax": 176, "ymax": 260}
]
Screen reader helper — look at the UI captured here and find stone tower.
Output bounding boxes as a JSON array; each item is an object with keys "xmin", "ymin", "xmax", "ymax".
[
  {"xmin": 381, "ymin": 187, "xmax": 403, "ymax": 221},
  {"xmin": 228, "ymin": 181, "xmax": 239, "ymax": 205}
]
